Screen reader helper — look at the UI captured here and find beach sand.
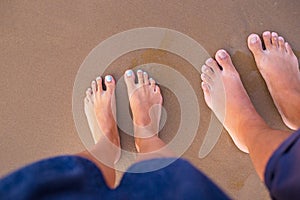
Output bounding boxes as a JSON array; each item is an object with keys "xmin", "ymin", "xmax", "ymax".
[{"xmin": 0, "ymin": 0, "xmax": 299, "ymax": 199}]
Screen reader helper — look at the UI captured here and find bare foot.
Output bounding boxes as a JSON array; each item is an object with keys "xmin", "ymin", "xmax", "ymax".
[
  {"xmin": 84, "ymin": 75, "xmax": 120, "ymax": 163},
  {"xmin": 201, "ymin": 50, "xmax": 269, "ymax": 153},
  {"xmin": 124, "ymin": 69, "xmax": 163, "ymax": 152},
  {"xmin": 248, "ymin": 31, "xmax": 300, "ymax": 130}
]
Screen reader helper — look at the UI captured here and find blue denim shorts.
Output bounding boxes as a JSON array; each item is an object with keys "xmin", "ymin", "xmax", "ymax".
[{"xmin": 1, "ymin": 130, "xmax": 299, "ymax": 200}]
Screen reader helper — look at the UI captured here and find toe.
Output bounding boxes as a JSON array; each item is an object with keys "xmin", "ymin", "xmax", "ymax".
[
  {"xmin": 262, "ymin": 31, "xmax": 272, "ymax": 49},
  {"xmin": 278, "ymin": 36, "xmax": 285, "ymax": 50},
  {"xmin": 91, "ymin": 80, "xmax": 97, "ymax": 93},
  {"xmin": 105, "ymin": 75, "xmax": 115, "ymax": 93},
  {"xmin": 86, "ymin": 88, "xmax": 92, "ymax": 101},
  {"xmin": 247, "ymin": 34, "xmax": 264, "ymax": 58},
  {"xmin": 201, "ymin": 73, "xmax": 213, "ymax": 85},
  {"xmin": 124, "ymin": 70, "xmax": 136, "ymax": 90},
  {"xmin": 201, "ymin": 81, "xmax": 210, "ymax": 93},
  {"xmin": 201, "ymin": 82, "xmax": 211, "ymax": 107},
  {"xmin": 285, "ymin": 42, "xmax": 293, "ymax": 55},
  {"xmin": 201, "ymin": 64, "xmax": 214, "ymax": 77},
  {"xmin": 143, "ymin": 71, "xmax": 149, "ymax": 85},
  {"xmin": 271, "ymin": 32, "xmax": 279, "ymax": 48},
  {"xmin": 205, "ymin": 58, "xmax": 221, "ymax": 73},
  {"xmin": 215, "ymin": 49, "xmax": 235, "ymax": 71},
  {"xmin": 155, "ymin": 85, "xmax": 160, "ymax": 93},
  {"xmin": 150, "ymin": 78, "xmax": 156, "ymax": 89},
  {"xmin": 96, "ymin": 76, "xmax": 103, "ymax": 92},
  {"xmin": 137, "ymin": 70, "xmax": 144, "ymax": 85}
]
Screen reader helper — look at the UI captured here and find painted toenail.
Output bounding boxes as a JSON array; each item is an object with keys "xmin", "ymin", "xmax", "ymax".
[
  {"xmin": 126, "ymin": 70, "xmax": 132, "ymax": 77},
  {"xmin": 218, "ymin": 51, "xmax": 227, "ymax": 59},
  {"xmin": 250, "ymin": 35, "xmax": 258, "ymax": 44},
  {"xmin": 92, "ymin": 81, "xmax": 96, "ymax": 84},
  {"xmin": 96, "ymin": 76, "xmax": 101, "ymax": 81},
  {"xmin": 143, "ymin": 72, "xmax": 147, "ymax": 75},
  {"xmin": 137, "ymin": 69, "xmax": 142, "ymax": 73},
  {"xmin": 105, "ymin": 75, "xmax": 112, "ymax": 82}
]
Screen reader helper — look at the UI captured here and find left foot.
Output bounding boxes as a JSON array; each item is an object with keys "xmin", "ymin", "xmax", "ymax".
[
  {"xmin": 84, "ymin": 75, "xmax": 121, "ymax": 163},
  {"xmin": 201, "ymin": 50, "xmax": 269, "ymax": 153}
]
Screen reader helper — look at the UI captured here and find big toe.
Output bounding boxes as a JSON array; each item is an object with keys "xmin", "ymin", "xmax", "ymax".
[
  {"xmin": 248, "ymin": 34, "xmax": 264, "ymax": 58},
  {"xmin": 124, "ymin": 70, "xmax": 136, "ymax": 91},
  {"xmin": 215, "ymin": 49, "xmax": 235, "ymax": 71},
  {"xmin": 104, "ymin": 75, "xmax": 115, "ymax": 93}
]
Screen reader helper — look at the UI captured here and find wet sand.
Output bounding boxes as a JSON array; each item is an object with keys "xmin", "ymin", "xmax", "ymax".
[{"xmin": 0, "ymin": 0, "xmax": 299, "ymax": 199}]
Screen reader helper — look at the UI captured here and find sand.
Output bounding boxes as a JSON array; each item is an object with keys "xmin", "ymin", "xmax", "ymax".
[{"xmin": 0, "ymin": 0, "xmax": 299, "ymax": 199}]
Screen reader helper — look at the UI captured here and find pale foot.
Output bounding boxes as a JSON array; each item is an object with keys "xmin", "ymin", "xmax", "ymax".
[
  {"xmin": 124, "ymin": 69, "xmax": 163, "ymax": 152},
  {"xmin": 248, "ymin": 31, "xmax": 300, "ymax": 130},
  {"xmin": 201, "ymin": 50, "xmax": 269, "ymax": 153},
  {"xmin": 84, "ymin": 75, "xmax": 121, "ymax": 163}
]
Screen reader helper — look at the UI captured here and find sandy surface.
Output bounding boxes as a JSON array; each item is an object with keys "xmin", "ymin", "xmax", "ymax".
[{"xmin": 0, "ymin": 0, "xmax": 299, "ymax": 199}]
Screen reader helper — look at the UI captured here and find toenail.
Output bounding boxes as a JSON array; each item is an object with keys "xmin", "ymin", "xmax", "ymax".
[
  {"xmin": 218, "ymin": 51, "xmax": 227, "ymax": 59},
  {"xmin": 105, "ymin": 75, "xmax": 112, "ymax": 82},
  {"xmin": 250, "ymin": 35, "xmax": 258, "ymax": 43},
  {"xmin": 92, "ymin": 81, "xmax": 96, "ymax": 84},
  {"xmin": 137, "ymin": 69, "xmax": 142, "ymax": 73},
  {"xmin": 143, "ymin": 72, "xmax": 147, "ymax": 75},
  {"xmin": 96, "ymin": 76, "xmax": 101, "ymax": 81},
  {"xmin": 207, "ymin": 58, "xmax": 213, "ymax": 63},
  {"xmin": 126, "ymin": 70, "xmax": 132, "ymax": 77}
]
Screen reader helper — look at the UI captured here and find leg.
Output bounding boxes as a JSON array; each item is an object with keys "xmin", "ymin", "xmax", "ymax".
[
  {"xmin": 124, "ymin": 69, "xmax": 174, "ymax": 161},
  {"xmin": 248, "ymin": 31, "xmax": 300, "ymax": 130},
  {"xmin": 201, "ymin": 50, "xmax": 291, "ymax": 180},
  {"xmin": 77, "ymin": 75, "xmax": 121, "ymax": 188}
]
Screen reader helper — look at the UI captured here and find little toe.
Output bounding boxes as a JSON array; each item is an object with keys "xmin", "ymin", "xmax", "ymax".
[
  {"xmin": 285, "ymin": 42, "xmax": 293, "ymax": 55},
  {"xmin": 150, "ymin": 78, "xmax": 156, "ymax": 89},
  {"xmin": 154, "ymin": 85, "xmax": 161, "ymax": 93},
  {"xmin": 247, "ymin": 34, "xmax": 264, "ymax": 58},
  {"xmin": 201, "ymin": 82, "xmax": 211, "ymax": 107},
  {"xmin": 137, "ymin": 70, "xmax": 144, "ymax": 85},
  {"xmin": 278, "ymin": 36, "xmax": 285, "ymax": 50},
  {"xmin": 86, "ymin": 88, "xmax": 93, "ymax": 101},
  {"xmin": 201, "ymin": 82, "xmax": 210, "ymax": 93},
  {"xmin": 91, "ymin": 80, "xmax": 97, "ymax": 93},
  {"xmin": 205, "ymin": 58, "xmax": 221, "ymax": 73},
  {"xmin": 201, "ymin": 73, "xmax": 213, "ymax": 85},
  {"xmin": 201, "ymin": 64, "xmax": 214, "ymax": 77},
  {"xmin": 124, "ymin": 70, "xmax": 136, "ymax": 90},
  {"xmin": 96, "ymin": 76, "xmax": 103, "ymax": 92},
  {"xmin": 215, "ymin": 49, "xmax": 235, "ymax": 71},
  {"xmin": 143, "ymin": 71, "xmax": 149, "ymax": 85},
  {"xmin": 271, "ymin": 32, "xmax": 279, "ymax": 48},
  {"xmin": 105, "ymin": 75, "xmax": 115, "ymax": 93},
  {"xmin": 262, "ymin": 31, "xmax": 272, "ymax": 49}
]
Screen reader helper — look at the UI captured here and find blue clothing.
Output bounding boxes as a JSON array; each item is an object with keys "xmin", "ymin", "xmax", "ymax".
[
  {"xmin": 265, "ymin": 129, "xmax": 300, "ymax": 200},
  {"xmin": 0, "ymin": 130, "xmax": 299, "ymax": 200}
]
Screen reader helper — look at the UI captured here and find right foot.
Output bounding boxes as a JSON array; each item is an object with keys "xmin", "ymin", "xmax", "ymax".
[
  {"xmin": 124, "ymin": 69, "xmax": 163, "ymax": 152},
  {"xmin": 248, "ymin": 31, "xmax": 300, "ymax": 130},
  {"xmin": 201, "ymin": 50, "xmax": 269, "ymax": 153}
]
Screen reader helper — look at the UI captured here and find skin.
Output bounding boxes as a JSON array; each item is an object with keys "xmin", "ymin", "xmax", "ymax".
[
  {"xmin": 247, "ymin": 31, "xmax": 300, "ymax": 130},
  {"xmin": 77, "ymin": 30, "xmax": 299, "ymax": 186},
  {"xmin": 78, "ymin": 70, "xmax": 173, "ymax": 188},
  {"xmin": 200, "ymin": 47, "xmax": 292, "ymax": 180}
]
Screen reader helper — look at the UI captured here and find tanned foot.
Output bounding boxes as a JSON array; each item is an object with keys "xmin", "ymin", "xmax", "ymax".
[
  {"xmin": 84, "ymin": 75, "xmax": 121, "ymax": 163},
  {"xmin": 124, "ymin": 69, "xmax": 163, "ymax": 152},
  {"xmin": 201, "ymin": 50, "xmax": 269, "ymax": 153},
  {"xmin": 248, "ymin": 31, "xmax": 300, "ymax": 130}
]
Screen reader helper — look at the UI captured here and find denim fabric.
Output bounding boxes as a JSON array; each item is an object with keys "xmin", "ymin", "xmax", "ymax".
[
  {"xmin": 0, "ymin": 156, "xmax": 230, "ymax": 200},
  {"xmin": 265, "ymin": 129, "xmax": 300, "ymax": 200}
]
